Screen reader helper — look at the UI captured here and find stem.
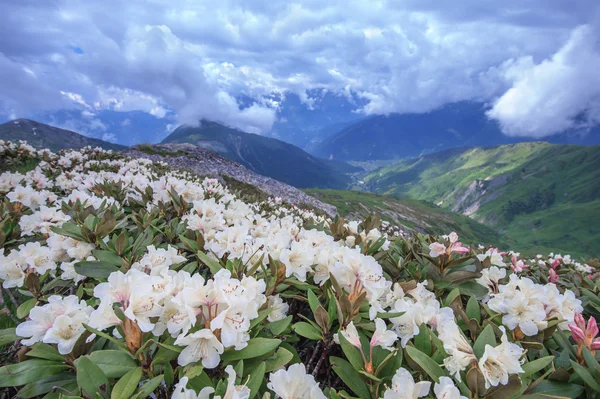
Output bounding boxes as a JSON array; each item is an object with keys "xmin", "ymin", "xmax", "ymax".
[
  {"xmin": 312, "ymin": 341, "xmax": 335, "ymax": 377},
  {"xmin": 308, "ymin": 341, "xmax": 322, "ymax": 372}
]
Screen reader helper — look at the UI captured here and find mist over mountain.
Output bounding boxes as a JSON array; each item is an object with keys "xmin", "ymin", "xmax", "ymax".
[{"xmin": 313, "ymin": 102, "xmax": 600, "ymax": 161}]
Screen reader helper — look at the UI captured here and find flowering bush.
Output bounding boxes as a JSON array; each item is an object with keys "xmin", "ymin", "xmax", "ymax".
[{"xmin": 0, "ymin": 140, "xmax": 599, "ymax": 399}]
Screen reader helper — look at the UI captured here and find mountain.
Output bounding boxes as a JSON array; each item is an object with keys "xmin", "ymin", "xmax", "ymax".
[
  {"xmin": 305, "ymin": 189, "xmax": 505, "ymax": 246},
  {"xmin": 161, "ymin": 120, "xmax": 357, "ymax": 189},
  {"xmin": 266, "ymin": 90, "xmax": 365, "ymax": 149},
  {"xmin": 312, "ymin": 101, "xmax": 600, "ymax": 161},
  {"xmin": 362, "ymin": 142, "xmax": 600, "ymax": 256},
  {"xmin": 0, "ymin": 119, "xmax": 126, "ymax": 151}
]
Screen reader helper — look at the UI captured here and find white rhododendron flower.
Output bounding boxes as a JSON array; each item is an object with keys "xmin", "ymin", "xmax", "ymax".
[
  {"xmin": 477, "ymin": 248, "xmax": 506, "ymax": 267},
  {"xmin": 478, "ymin": 327, "xmax": 524, "ymax": 388},
  {"xmin": 429, "ymin": 242, "xmax": 447, "ymax": 257},
  {"xmin": 488, "ymin": 274, "xmax": 581, "ymax": 336},
  {"xmin": 267, "ymin": 364, "xmax": 326, "ymax": 399},
  {"xmin": 171, "ymin": 376, "xmax": 215, "ymax": 399},
  {"xmin": 383, "ymin": 367, "xmax": 431, "ymax": 399},
  {"xmin": 267, "ymin": 294, "xmax": 289, "ymax": 322},
  {"xmin": 15, "ymin": 295, "xmax": 93, "ymax": 354},
  {"xmin": 174, "ymin": 329, "xmax": 225, "ymax": 368},
  {"xmin": 434, "ymin": 377, "xmax": 467, "ymax": 399},
  {"xmin": 371, "ymin": 318, "xmax": 398, "ymax": 351}
]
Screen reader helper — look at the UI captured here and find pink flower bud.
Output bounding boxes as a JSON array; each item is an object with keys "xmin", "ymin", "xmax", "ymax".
[
  {"xmin": 551, "ymin": 259, "xmax": 561, "ymax": 269},
  {"xmin": 586, "ymin": 317, "xmax": 599, "ymax": 339},
  {"xmin": 548, "ymin": 269, "xmax": 559, "ymax": 284},
  {"xmin": 574, "ymin": 313, "xmax": 586, "ymax": 330},
  {"xmin": 569, "ymin": 324, "xmax": 585, "ymax": 343},
  {"xmin": 591, "ymin": 338, "xmax": 600, "ymax": 351}
]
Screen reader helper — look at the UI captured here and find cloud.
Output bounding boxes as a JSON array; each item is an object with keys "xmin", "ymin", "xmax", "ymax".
[
  {"xmin": 487, "ymin": 25, "xmax": 600, "ymax": 137},
  {"xmin": 0, "ymin": 0, "xmax": 598, "ymax": 137}
]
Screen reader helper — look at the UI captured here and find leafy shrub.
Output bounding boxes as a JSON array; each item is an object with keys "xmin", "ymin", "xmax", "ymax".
[{"xmin": 0, "ymin": 140, "xmax": 599, "ymax": 399}]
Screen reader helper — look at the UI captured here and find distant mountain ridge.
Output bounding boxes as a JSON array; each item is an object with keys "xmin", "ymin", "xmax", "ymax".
[
  {"xmin": 313, "ymin": 102, "xmax": 600, "ymax": 161},
  {"xmin": 362, "ymin": 142, "xmax": 600, "ymax": 256},
  {"xmin": 0, "ymin": 119, "xmax": 126, "ymax": 152},
  {"xmin": 162, "ymin": 120, "xmax": 357, "ymax": 189}
]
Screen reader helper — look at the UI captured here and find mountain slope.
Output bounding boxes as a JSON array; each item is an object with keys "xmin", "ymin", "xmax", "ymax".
[
  {"xmin": 124, "ymin": 143, "xmax": 337, "ymax": 216},
  {"xmin": 313, "ymin": 102, "xmax": 600, "ymax": 161},
  {"xmin": 305, "ymin": 189, "xmax": 506, "ymax": 246},
  {"xmin": 0, "ymin": 119, "xmax": 126, "ymax": 151},
  {"xmin": 162, "ymin": 121, "xmax": 354, "ymax": 189},
  {"xmin": 363, "ymin": 142, "xmax": 600, "ymax": 256}
]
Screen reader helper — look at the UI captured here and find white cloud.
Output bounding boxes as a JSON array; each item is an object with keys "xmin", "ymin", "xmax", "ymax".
[
  {"xmin": 0, "ymin": 0, "xmax": 598, "ymax": 137},
  {"xmin": 487, "ymin": 24, "xmax": 600, "ymax": 137}
]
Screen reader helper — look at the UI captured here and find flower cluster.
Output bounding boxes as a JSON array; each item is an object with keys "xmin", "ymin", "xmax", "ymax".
[
  {"xmin": 0, "ymin": 141, "xmax": 598, "ymax": 399},
  {"xmin": 487, "ymin": 274, "xmax": 582, "ymax": 335}
]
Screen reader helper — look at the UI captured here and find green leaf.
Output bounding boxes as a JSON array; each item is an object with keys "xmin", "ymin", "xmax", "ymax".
[
  {"xmin": 582, "ymin": 347, "xmax": 600, "ymax": 376},
  {"xmin": 264, "ymin": 348, "xmax": 294, "ymax": 372},
  {"xmin": 292, "ymin": 322, "xmax": 322, "ymax": 340},
  {"xmin": 331, "ymin": 357, "xmax": 371, "ymax": 398},
  {"xmin": 92, "ymin": 250, "xmax": 124, "ymax": 267},
  {"xmin": 458, "ymin": 281, "xmax": 488, "ymax": 298},
  {"xmin": 527, "ymin": 381, "xmax": 585, "ymax": 398},
  {"xmin": 521, "ymin": 356, "xmax": 555, "ymax": 379},
  {"xmin": 25, "ymin": 343, "xmax": 65, "ymax": 362},
  {"xmin": 83, "ymin": 323, "xmax": 127, "ymax": 351},
  {"xmin": 307, "ymin": 289, "xmax": 320, "ymax": 313},
  {"xmin": 75, "ymin": 260, "xmax": 119, "ymax": 279},
  {"xmin": 17, "ymin": 372, "xmax": 76, "ymax": 399},
  {"xmin": 267, "ymin": 316, "xmax": 292, "ymax": 336},
  {"xmin": 444, "ymin": 288, "xmax": 461, "ymax": 307},
  {"xmin": 473, "ymin": 324, "xmax": 496, "ymax": 359},
  {"xmin": 466, "ymin": 296, "xmax": 481, "ymax": 325},
  {"xmin": 406, "ymin": 345, "xmax": 447, "ymax": 383},
  {"xmin": 87, "ymin": 350, "xmax": 138, "ymax": 378},
  {"xmin": 247, "ymin": 361, "xmax": 266, "ymax": 399},
  {"xmin": 249, "ymin": 308, "xmax": 272, "ymax": 329},
  {"xmin": 374, "ymin": 311, "xmax": 405, "ymax": 319},
  {"xmin": 338, "ymin": 333, "xmax": 364, "ymax": 371},
  {"xmin": 111, "ymin": 367, "xmax": 143, "ymax": 399},
  {"xmin": 221, "ymin": 338, "xmax": 281, "ymax": 361},
  {"xmin": 414, "ymin": 323, "xmax": 432, "ymax": 356},
  {"xmin": 134, "ymin": 374, "xmax": 164, "ymax": 398},
  {"xmin": 196, "ymin": 251, "xmax": 222, "ymax": 274},
  {"xmin": 76, "ymin": 356, "xmax": 109, "ymax": 398},
  {"xmin": 0, "ymin": 359, "xmax": 69, "ymax": 387},
  {"xmin": 17, "ymin": 297, "xmax": 37, "ymax": 319},
  {"xmin": 0, "ymin": 327, "xmax": 18, "ymax": 346},
  {"xmin": 570, "ymin": 360, "xmax": 600, "ymax": 392}
]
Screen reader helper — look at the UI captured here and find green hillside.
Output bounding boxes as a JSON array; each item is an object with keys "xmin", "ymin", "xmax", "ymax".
[
  {"xmin": 162, "ymin": 121, "xmax": 354, "ymax": 189},
  {"xmin": 362, "ymin": 142, "xmax": 600, "ymax": 256},
  {"xmin": 0, "ymin": 119, "xmax": 126, "ymax": 152},
  {"xmin": 305, "ymin": 189, "xmax": 505, "ymax": 246}
]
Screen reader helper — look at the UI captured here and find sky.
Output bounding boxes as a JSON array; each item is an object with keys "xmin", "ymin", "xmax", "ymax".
[{"xmin": 1, "ymin": 0, "xmax": 599, "ymax": 139}]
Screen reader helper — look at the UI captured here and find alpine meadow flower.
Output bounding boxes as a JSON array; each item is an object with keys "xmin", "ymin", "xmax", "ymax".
[
  {"xmin": 434, "ymin": 377, "xmax": 467, "ymax": 399},
  {"xmin": 383, "ymin": 367, "xmax": 431, "ymax": 399},
  {"xmin": 174, "ymin": 329, "xmax": 224, "ymax": 368},
  {"xmin": 478, "ymin": 327, "xmax": 524, "ymax": 389},
  {"xmin": 370, "ymin": 318, "xmax": 398, "ymax": 351},
  {"xmin": 429, "ymin": 242, "xmax": 447, "ymax": 258},
  {"xmin": 267, "ymin": 364, "xmax": 326, "ymax": 399}
]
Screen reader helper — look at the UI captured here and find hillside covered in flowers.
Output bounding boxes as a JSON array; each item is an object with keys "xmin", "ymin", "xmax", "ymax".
[{"xmin": 0, "ymin": 140, "xmax": 599, "ymax": 399}]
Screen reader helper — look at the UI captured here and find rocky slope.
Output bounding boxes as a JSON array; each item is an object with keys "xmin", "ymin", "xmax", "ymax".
[{"xmin": 123, "ymin": 143, "xmax": 337, "ymax": 216}]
